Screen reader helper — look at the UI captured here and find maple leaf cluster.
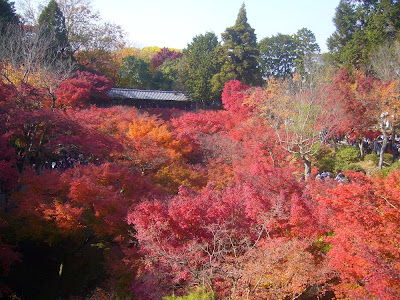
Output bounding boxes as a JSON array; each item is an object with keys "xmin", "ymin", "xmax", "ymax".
[{"xmin": 55, "ymin": 71, "xmax": 112, "ymax": 108}]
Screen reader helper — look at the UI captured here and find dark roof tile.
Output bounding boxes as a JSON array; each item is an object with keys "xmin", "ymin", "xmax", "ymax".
[{"xmin": 108, "ymin": 88, "xmax": 190, "ymax": 102}]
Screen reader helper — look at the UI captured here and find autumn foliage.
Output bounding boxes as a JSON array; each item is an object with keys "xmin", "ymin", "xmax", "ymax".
[
  {"xmin": 221, "ymin": 79, "xmax": 251, "ymax": 114},
  {"xmin": 1, "ymin": 71, "xmax": 400, "ymax": 300},
  {"xmin": 55, "ymin": 71, "xmax": 112, "ymax": 108},
  {"xmin": 312, "ymin": 171, "xmax": 400, "ymax": 299},
  {"xmin": 151, "ymin": 47, "xmax": 182, "ymax": 69}
]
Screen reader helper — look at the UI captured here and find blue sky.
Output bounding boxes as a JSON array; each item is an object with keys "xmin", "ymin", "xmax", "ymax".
[
  {"xmin": 15, "ymin": 0, "xmax": 340, "ymax": 52},
  {"xmin": 93, "ymin": 0, "xmax": 340, "ymax": 52}
]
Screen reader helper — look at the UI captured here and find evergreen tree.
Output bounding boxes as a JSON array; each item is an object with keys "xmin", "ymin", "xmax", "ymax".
[
  {"xmin": 182, "ymin": 32, "xmax": 221, "ymax": 104},
  {"xmin": 117, "ymin": 55, "xmax": 153, "ymax": 89},
  {"xmin": 327, "ymin": 0, "xmax": 364, "ymax": 66},
  {"xmin": 154, "ymin": 58, "xmax": 183, "ymax": 91},
  {"xmin": 212, "ymin": 4, "xmax": 262, "ymax": 95},
  {"xmin": 328, "ymin": 0, "xmax": 400, "ymax": 68},
  {"xmin": 259, "ymin": 33, "xmax": 298, "ymax": 80},
  {"xmin": 38, "ymin": 0, "xmax": 70, "ymax": 56},
  {"xmin": 0, "ymin": 0, "xmax": 19, "ymax": 26},
  {"xmin": 293, "ymin": 28, "xmax": 320, "ymax": 75},
  {"xmin": 259, "ymin": 28, "xmax": 320, "ymax": 79}
]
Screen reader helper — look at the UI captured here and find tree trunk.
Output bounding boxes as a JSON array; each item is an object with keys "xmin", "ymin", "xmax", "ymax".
[
  {"xmin": 392, "ymin": 126, "xmax": 397, "ymax": 162},
  {"xmin": 379, "ymin": 131, "xmax": 388, "ymax": 169},
  {"xmin": 303, "ymin": 156, "xmax": 312, "ymax": 179},
  {"xmin": 331, "ymin": 137, "xmax": 338, "ymax": 152},
  {"xmin": 51, "ymin": 95, "xmax": 56, "ymax": 111},
  {"xmin": 358, "ymin": 139, "xmax": 365, "ymax": 159}
]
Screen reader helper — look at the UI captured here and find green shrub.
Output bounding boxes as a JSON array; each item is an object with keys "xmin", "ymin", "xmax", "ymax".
[
  {"xmin": 379, "ymin": 160, "xmax": 400, "ymax": 178},
  {"xmin": 364, "ymin": 153, "xmax": 394, "ymax": 167},
  {"xmin": 346, "ymin": 163, "xmax": 366, "ymax": 173},
  {"xmin": 315, "ymin": 158, "xmax": 336, "ymax": 173},
  {"xmin": 364, "ymin": 153, "xmax": 379, "ymax": 165},
  {"xmin": 357, "ymin": 160, "xmax": 379, "ymax": 175},
  {"xmin": 383, "ymin": 153, "xmax": 394, "ymax": 165},
  {"xmin": 164, "ymin": 287, "xmax": 215, "ymax": 300},
  {"xmin": 334, "ymin": 146, "xmax": 362, "ymax": 172},
  {"xmin": 314, "ymin": 235, "xmax": 332, "ymax": 254},
  {"xmin": 313, "ymin": 144, "xmax": 335, "ymax": 172},
  {"xmin": 335, "ymin": 146, "xmax": 361, "ymax": 164},
  {"xmin": 334, "ymin": 162, "xmax": 348, "ymax": 172}
]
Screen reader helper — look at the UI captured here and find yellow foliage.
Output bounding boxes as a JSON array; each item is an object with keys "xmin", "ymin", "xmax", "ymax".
[
  {"xmin": 136, "ymin": 46, "xmax": 182, "ymax": 63},
  {"xmin": 113, "ymin": 47, "xmax": 140, "ymax": 63},
  {"xmin": 2, "ymin": 63, "xmax": 47, "ymax": 88},
  {"xmin": 138, "ymin": 46, "xmax": 161, "ymax": 62},
  {"xmin": 153, "ymin": 162, "xmax": 207, "ymax": 194},
  {"xmin": 251, "ymin": 78, "xmax": 295, "ymax": 123},
  {"xmin": 380, "ymin": 79, "xmax": 400, "ymax": 123},
  {"xmin": 128, "ymin": 118, "xmax": 177, "ymax": 149},
  {"xmin": 127, "ymin": 118, "xmax": 192, "ymax": 172},
  {"xmin": 207, "ymin": 161, "xmax": 235, "ymax": 190}
]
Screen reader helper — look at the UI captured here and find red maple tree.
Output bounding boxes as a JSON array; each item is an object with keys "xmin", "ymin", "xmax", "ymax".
[{"xmin": 56, "ymin": 71, "xmax": 112, "ymax": 108}]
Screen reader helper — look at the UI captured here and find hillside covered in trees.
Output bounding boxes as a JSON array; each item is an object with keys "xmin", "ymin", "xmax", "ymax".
[{"xmin": 1, "ymin": 0, "xmax": 400, "ymax": 299}]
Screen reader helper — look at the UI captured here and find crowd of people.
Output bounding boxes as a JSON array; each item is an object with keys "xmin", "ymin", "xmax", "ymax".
[
  {"xmin": 316, "ymin": 170, "xmax": 347, "ymax": 183},
  {"xmin": 30, "ymin": 151, "xmax": 100, "ymax": 172},
  {"xmin": 358, "ymin": 135, "xmax": 400, "ymax": 159}
]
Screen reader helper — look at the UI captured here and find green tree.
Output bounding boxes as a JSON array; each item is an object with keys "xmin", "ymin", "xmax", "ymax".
[
  {"xmin": 294, "ymin": 28, "xmax": 320, "ymax": 55},
  {"xmin": 212, "ymin": 4, "xmax": 262, "ymax": 95},
  {"xmin": 0, "ymin": 0, "xmax": 19, "ymax": 26},
  {"xmin": 293, "ymin": 28, "xmax": 320, "ymax": 74},
  {"xmin": 154, "ymin": 58, "xmax": 184, "ymax": 91},
  {"xmin": 328, "ymin": 0, "xmax": 400, "ymax": 67},
  {"xmin": 327, "ymin": 0, "xmax": 357, "ymax": 54},
  {"xmin": 328, "ymin": 0, "xmax": 371, "ymax": 66},
  {"xmin": 117, "ymin": 55, "xmax": 153, "ymax": 89},
  {"xmin": 38, "ymin": 0, "xmax": 70, "ymax": 56},
  {"xmin": 259, "ymin": 28, "xmax": 320, "ymax": 79},
  {"xmin": 182, "ymin": 32, "xmax": 221, "ymax": 104},
  {"xmin": 259, "ymin": 33, "xmax": 298, "ymax": 79}
]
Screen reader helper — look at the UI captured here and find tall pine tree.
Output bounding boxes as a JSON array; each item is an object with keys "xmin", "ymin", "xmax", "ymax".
[
  {"xmin": 38, "ymin": 0, "xmax": 70, "ymax": 56},
  {"xmin": 212, "ymin": 4, "xmax": 262, "ymax": 95}
]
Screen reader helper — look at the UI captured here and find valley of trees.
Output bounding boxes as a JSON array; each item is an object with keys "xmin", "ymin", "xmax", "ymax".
[{"xmin": 1, "ymin": 0, "xmax": 400, "ymax": 299}]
